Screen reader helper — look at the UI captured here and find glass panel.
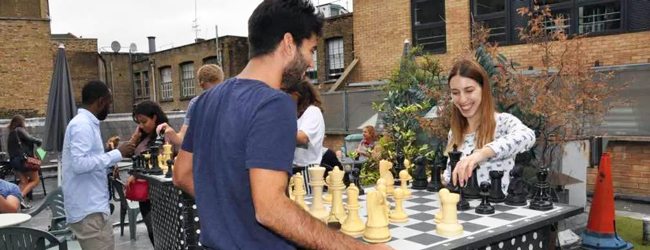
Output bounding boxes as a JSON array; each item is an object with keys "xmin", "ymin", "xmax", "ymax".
[
  {"xmin": 544, "ymin": 8, "xmax": 571, "ymax": 32},
  {"xmin": 160, "ymin": 67, "xmax": 173, "ymax": 100},
  {"xmin": 414, "ymin": 25, "xmax": 446, "ymax": 54},
  {"xmin": 473, "ymin": 0, "xmax": 505, "ymax": 15},
  {"xmin": 203, "ymin": 57, "xmax": 218, "ymax": 65},
  {"xmin": 134, "ymin": 73, "xmax": 142, "ymax": 97},
  {"xmin": 327, "ymin": 38, "xmax": 344, "ymax": 80},
  {"xmin": 181, "ymin": 63, "xmax": 195, "ymax": 98},
  {"xmin": 307, "ymin": 51, "xmax": 318, "ymax": 83},
  {"xmin": 579, "ymin": 1, "xmax": 622, "ymax": 34},
  {"xmin": 537, "ymin": 0, "xmax": 571, "ymax": 5},
  {"xmin": 414, "ymin": 0, "xmax": 445, "ymax": 25},
  {"xmin": 143, "ymin": 71, "xmax": 150, "ymax": 97},
  {"xmin": 478, "ymin": 17, "xmax": 507, "ymax": 43}
]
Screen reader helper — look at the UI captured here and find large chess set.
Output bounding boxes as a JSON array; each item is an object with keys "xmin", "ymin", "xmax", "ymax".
[{"xmin": 289, "ymin": 146, "xmax": 583, "ymax": 250}]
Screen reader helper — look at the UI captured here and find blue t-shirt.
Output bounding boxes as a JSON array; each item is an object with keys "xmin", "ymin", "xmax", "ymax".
[
  {"xmin": 0, "ymin": 179, "xmax": 22, "ymax": 202},
  {"xmin": 182, "ymin": 78, "xmax": 297, "ymax": 250}
]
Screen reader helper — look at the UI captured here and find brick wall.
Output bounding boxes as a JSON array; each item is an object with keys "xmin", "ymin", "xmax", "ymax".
[
  {"xmin": 101, "ymin": 53, "xmax": 134, "ymax": 113},
  {"xmin": 353, "ymin": 0, "xmax": 650, "ymax": 82},
  {"xmin": 0, "ymin": 0, "xmax": 47, "ymax": 18},
  {"xmin": 351, "ymin": 0, "xmax": 411, "ymax": 83},
  {"xmin": 587, "ymin": 141, "xmax": 650, "ymax": 196},
  {"xmin": 0, "ymin": 19, "xmax": 52, "ymax": 117},
  {"xmin": 323, "ymin": 134, "xmax": 345, "ymax": 152},
  {"xmin": 52, "ymin": 38, "xmax": 100, "ymax": 105}
]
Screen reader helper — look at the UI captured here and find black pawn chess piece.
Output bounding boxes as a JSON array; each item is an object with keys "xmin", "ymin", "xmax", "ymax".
[
  {"xmin": 147, "ymin": 129, "xmax": 165, "ymax": 175},
  {"xmin": 165, "ymin": 158, "xmax": 174, "ymax": 178},
  {"xmin": 530, "ymin": 167, "xmax": 553, "ymax": 211},
  {"xmin": 426, "ymin": 162, "xmax": 444, "ymax": 192},
  {"xmin": 505, "ymin": 165, "xmax": 528, "ymax": 206},
  {"xmin": 457, "ymin": 187, "xmax": 471, "ymax": 211},
  {"xmin": 488, "ymin": 170, "xmax": 507, "ymax": 203},
  {"xmin": 394, "ymin": 151, "xmax": 405, "ymax": 186},
  {"xmin": 475, "ymin": 181, "xmax": 495, "ymax": 214},
  {"xmin": 463, "ymin": 166, "xmax": 481, "ymax": 199},
  {"xmin": 412, "ymin": 156, "xmax": 429, "ymax": 190}
]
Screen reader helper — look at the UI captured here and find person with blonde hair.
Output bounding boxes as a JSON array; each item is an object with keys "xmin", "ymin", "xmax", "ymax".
[
  {"xmin": 443, "ymin": 59, "xmax": 535, "ymax": 194},
  {"xmin": 156, "ymin": 64, "xmax": 224, "ymax": 147}
]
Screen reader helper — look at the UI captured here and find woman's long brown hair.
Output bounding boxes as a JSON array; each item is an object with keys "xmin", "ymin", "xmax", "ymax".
[
  {"xmin": 8, "ymin": 115, "xmax": 26, "ymax": 131},
  {"xmin": 446, "ymin": 59, "xmax": 496, "ymax": 153}
]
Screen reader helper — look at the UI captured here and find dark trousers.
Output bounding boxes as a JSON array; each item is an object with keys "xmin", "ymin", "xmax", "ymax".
[{"xmin": 139, "ymin": 200, "xmax": 154, "ymax": 246}]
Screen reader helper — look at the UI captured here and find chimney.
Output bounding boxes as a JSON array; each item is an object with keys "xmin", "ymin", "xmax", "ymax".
[{"xmin": 147, "ymin": 36, "xmax": 156, "ymax": 53}]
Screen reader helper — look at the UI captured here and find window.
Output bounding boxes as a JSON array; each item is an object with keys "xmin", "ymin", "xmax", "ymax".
[
  {"xmin": 327, "ymin": 38, "xmax": 344, "ymax": 80},
  {"xmin": 307, "ymin": 51, "xmax": 318, "ymax": 83},
  {"xmin": 412, "ymin": 0, "xmax": 446, "ymax": 53},
  {"xmin": 180, "ymin": 62, "xmax": 195, "ymax": 98},
  {"xmin": 472, "ymin": 0, "xmax": 507, "ymax": 44},
  {"xmin": 203, "ymin": 56, "xmax": 219, "ymax": 65},
  {"xmin": 134, "ymin": 72, "xmax": 142, "ymax": 97},
  {"xmin": 160, "ymin": 67, "xmax": 173, "ymax": 101},
  {"xmin": 143, "ymin": 71, "xmax": 150, "ymax": 97},
  {"xmin": 578, "ymin": 1, "xmax": 621, "ymax": 34}
]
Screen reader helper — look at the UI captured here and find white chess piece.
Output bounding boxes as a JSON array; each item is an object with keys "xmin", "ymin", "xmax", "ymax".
[
  {"xmin": 308, "ymin": 166, "xmax": 329, "ymax": 221},
  {"xmin": 323, "ymin": 175, "xmax": 333, "ymax": 204},
  {"xmin": 379, "ymin": 160, "xmax": 395, "ymax": 196},
  {"xmin": 399, "ymin": 170, "xmax": 413, "ymax": 199},
  {"xmin": 436, "ymin": 188, "xmax": 463, "ymax": 236},
  {"xmin": 341, "ymin": 184, "xmax": 365, "ymax": 236},
  {"xmin": 362, "ymin": 190, "xmax": 391, "ymax": 243},
  {"xmin": 326, "ymin": 167, "xmax": 347, "ymax": 224},
  {"xmin": 389, "ymin": 188, "xmax": 409, "ymax": 223},
  {"xmin": 293, "ymin": 173, "xmax": 309, "ymax": 211}
]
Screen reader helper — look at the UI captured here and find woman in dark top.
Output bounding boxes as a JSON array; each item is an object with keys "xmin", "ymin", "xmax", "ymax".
[
  {"xmin": 125, "ymin": 101, "xmax": 171, "ymax": 246},
  {"xmin": 6, "ymin": 115, "xmax": 42, "ymax": 203}
]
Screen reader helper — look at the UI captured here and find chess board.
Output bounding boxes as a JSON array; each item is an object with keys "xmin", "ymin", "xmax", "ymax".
[{"xmin": 305, "ymin": 188, "xmax": 582, "ymax": 250}]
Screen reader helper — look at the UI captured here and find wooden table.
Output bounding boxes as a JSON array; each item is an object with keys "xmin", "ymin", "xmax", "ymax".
[{"xmin": 0, "ymin": 213, "xmax": 32, "ymax": 228}]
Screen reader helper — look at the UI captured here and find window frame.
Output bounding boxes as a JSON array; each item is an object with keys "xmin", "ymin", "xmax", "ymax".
[
  {"xmin": 142, "ymin": 71, "xmax": 150, "ymax": 98},
  {"xmin": 326, "ymin": 37, "xmax": 345, "ymax": 81},
  {"xmin": 411, "ymin": 0, "xmax": 447, "ymax": 54},
  {"xmin": 134, "ymin": 72, "xmax": 142, "ymax": 98},
  {"xmin": 159, "ymin": 66, "xmax": 174, "ymax": 102},
  {"xmin": 180, "ymin": 62, "xmax": 196, "ymax": 100},
  {"xmin": 307, "ymin": 50, "xmax": 319, "ymax": 84}
]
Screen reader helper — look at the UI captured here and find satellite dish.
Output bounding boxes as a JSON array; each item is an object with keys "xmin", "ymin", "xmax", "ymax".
[
  {"xmin": 111, "ymin": 41, "xmax": 121, "ymax": 53},
  {"xmin": 129, "ymin": 43, "xmax": 138, "ymax": 53}
]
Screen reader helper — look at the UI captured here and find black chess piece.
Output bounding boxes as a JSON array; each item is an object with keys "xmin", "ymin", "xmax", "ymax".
[
  {"xmin": 457, "ymin": 187, "xmax": 471, "ymax": 211},
  {"xmin": 505, "ymin": 165, "xmax": 528, "ymax": 206},
  {"xmin": 530, "ymin": 167, "xmax": 553, "ymax": 211},
  {"xmin": 147, "ymin": 129, "xmax": 165, "ymax": 175},
  {"xmin": 475, "ymin": 181, "xmax": 495, "ymax": 214},
  {"xmin": 488, "ymin": 170, "xmax": 506, "ymax": 203},
  {"xmin": 165, "ymin": 158, "xmax": 174, "ymax": 178},
  {"xmin": 463, "ymin": 166, "xmax": 481, "ymax": 199},
  {"xmin": 350, "ymin": 168, "xmax": 364, "ymax": 195},
  {"xmin": 426, "ymin": 162, "xmax": 444, "ymax": 192},
  {"xmin": 412, "ymin": 156, "xmax": 428, "ymax": 190},
  {"xmin": 445, "ymin": 145, "xmax": 462, "ymax": 192},
  {"xmin": 394, "ymin": 151, "xmax": 405, "ymax": 186}
]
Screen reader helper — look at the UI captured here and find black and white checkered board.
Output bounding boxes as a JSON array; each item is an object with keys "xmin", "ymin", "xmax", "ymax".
[{"xmin": 305, "ymin": 187, "xmax": 581, "ymax": 250}]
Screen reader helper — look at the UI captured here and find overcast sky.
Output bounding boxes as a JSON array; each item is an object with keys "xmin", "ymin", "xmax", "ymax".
[{"xmin": 49, "ymin": 0, "xmax": 352, "ymax": 53}]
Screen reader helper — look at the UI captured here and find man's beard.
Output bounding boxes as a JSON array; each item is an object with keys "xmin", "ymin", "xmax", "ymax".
[
  {"xmin": 281, "ymin": 51, "xmax": 309, "ymax": 90},
  {"xmin": 97, "ymin": 105, "xmax": 109, "ymax": 121}
]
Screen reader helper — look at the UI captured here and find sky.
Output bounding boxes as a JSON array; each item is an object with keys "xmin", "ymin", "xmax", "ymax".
[{"xmin": 49, "ymin": 0, "xmax": 353, "ymax": 53}]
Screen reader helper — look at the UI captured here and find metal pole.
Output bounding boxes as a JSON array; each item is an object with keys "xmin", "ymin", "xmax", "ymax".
[
  {"xmin": 110, "ymin": 61, "xmax": 116, "ymax": 111},
  {"xmin": 343, "ymin": 90, "xmax": 349, "ymax": 132},
  {"xmin": 215, "ymin": 25, "xmax": 222, "ymax": 67},
  {"xmin": 150, "ymin": 60, "xmax": 157, "ymax": 102}
]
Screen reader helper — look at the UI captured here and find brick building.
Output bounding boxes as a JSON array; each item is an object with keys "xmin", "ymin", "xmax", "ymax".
[
  {"xmin": 102, "ymin": 36, "xmax": 249, "ymax": 113},
  {"xmin": 0, "ymin": 0, "xmax": 102, "ymax": 118},
  {"xmin": 349, "ymin": 0, "xmax": 650, "ymax": 196}
]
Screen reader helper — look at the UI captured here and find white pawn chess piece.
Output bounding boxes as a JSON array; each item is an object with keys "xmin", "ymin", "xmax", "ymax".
[
  {"xmin": 399, "ymin": 170, "xmax": 413, "ymax": 199},
  {"xmin": 363, "ymin": 190, "xmax": 391, "ymax": 243},
  {"xmin": 436, "ymin": 188, "xmax": 463, "ymax": 236},
  {"xmin": 379, "ymin": 160, "xmax": 395, "ymax": 196},
  {"xmin": 326, "ymin": 166, "xmax": 347, "ymax": 225},
  {"xmin": 390, "ymin": 188, "xmax": 409, "ymax": 223},
  {"xmin": 341, "ymin": 184, "xmax": 365, "ymax": 236},
  {"xmin": 404, "ymin": 158, "xmax": 413, "ymax": 181},
  {"xmin": 323, "ymin": 175, "xmax": 333, "ymax": 204},
  {"xmin": 308, "ymin": 166, "xmax": 329, "ymax": 221},
  {"xmin": 293, "ymin": 173, "xmax": 310, "ymax": 211},
  {"xmin": 289, "ymin": 174, "xmax": 296, "ymax": 201}
]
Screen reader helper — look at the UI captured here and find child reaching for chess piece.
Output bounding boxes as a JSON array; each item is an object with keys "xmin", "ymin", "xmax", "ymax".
[{"xmin": 442, "ymin": 59, "xmax": 536, "ymax": 195}]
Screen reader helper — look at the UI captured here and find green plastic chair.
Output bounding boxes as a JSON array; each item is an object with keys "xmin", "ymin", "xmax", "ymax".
[
  {"xmin": 0, "ymin": 226, "xmax": 68, "ymax": 250},
  {"xmin": 111, "ymin": 178, "xmax": 141, "ymax": 241},
  {"xmin": 28, "ymin": 186, "xmax": 70, "ymax": 237}
]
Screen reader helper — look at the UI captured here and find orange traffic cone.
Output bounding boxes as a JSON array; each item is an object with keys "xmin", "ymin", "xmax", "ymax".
[{"xmin": 581, "ymin": 153, "xmax": 632, "ymax": 249}]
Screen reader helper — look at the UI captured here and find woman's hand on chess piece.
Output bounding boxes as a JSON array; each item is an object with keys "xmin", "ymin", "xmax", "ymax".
[
  {"xmin": 156, "ymin": 123, "xmax": 176, "ymax": 137},
  {"xmin": 452, "ymin": 147, "xmax": 495, "ymax": 187}
]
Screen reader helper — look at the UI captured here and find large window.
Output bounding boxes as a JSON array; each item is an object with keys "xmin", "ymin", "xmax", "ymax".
[
  {"xmin": 203, "ymin": 56, "xmax": 219, "ymax": 65},
  {"xmin": 180, "ymin": 62, "xmax": 195, "ymax": 98},
  {"xmin": 327, "ymin": 38, "xmax": 344, "ymax": 80},
  {"xmin": 160, "ymin": 67, "xmax": 173, "ymax": 101},
  {"xmin": 307, "ymin": 51, "xmax": 318, "ymax": 83},
  {"xmin": 143, "ymin": 71, "xmax": 150, "ymax": 97},
  {"xmin": 134, "ymin": 72, "xmax": 142, "ymax": 98},
  {"xmin": 473, "ymin": 0, "xmax": 632, "ymax": 45},
  {"xmin": 412, "ymin": 0, "xmax": 446, "ymax": 54}
]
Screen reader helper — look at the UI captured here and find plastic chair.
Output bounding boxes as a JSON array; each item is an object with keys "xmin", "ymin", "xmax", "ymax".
[
  {"xmin": 111, "ymin": 178, "xmax": 141, "ymax": 241},
  {"xmin": 0, "ymin": 226, "xmax": 68, "ymax": 250},
  {"xmin": 28, "ymin": 186, "xmax": 70, "ymax": 237}
]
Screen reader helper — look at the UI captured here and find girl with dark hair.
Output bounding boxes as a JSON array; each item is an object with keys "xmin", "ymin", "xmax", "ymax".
[
  {"xmin": 125, "ymin": 101, "xmax": 170, "ymax": 246},
  {"xmin": 6, "ymin": 115, "xmax": 41, "ymax": 208},
  {"xmin": 443, "ymin": 59, "xmax": 536, "ymax": 194}
]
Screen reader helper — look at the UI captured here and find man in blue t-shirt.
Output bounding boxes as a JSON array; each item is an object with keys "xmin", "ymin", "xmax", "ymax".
[
  {"xmin": 0, "ymin": 179, "xmax": 22, "ymax": 213},
  {"xmin": 174, "ymin": 1, "xmax": 394, "ymax": 250}
]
